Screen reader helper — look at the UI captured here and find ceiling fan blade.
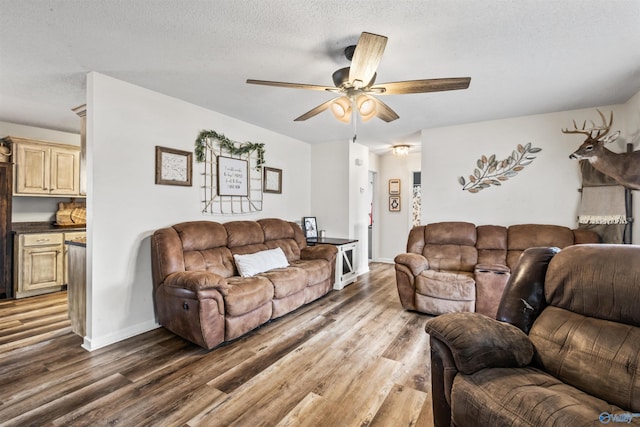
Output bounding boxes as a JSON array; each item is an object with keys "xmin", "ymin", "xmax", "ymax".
[
  {"xmin": 247, "ymin": 79, "xmax": 334, "ymax": 91},
  {"xmin": 348, "ymin": 32, "xmax": 388, "ymax": 88},
  {"xmin": 372, "ymin": 97, "xmax": 399, "ymax": 122},
  {"xmin": 372, "ymin": 77, "xmax": 471, "ymax": 95},
  {"xmin": 294, "ymin": 98, "xmax": 338, "ymax": 121}
]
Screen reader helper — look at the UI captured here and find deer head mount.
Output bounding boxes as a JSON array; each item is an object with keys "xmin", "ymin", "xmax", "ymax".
[{"xmin": 563, "ymin": 110, "xmax": 640, "ymax": 190}]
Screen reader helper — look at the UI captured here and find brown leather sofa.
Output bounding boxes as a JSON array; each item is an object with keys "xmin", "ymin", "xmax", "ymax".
[
  {"xmin": 394, "ymin": 222, "xmax": 599, "ymax": 318},
  {"xmin": 425, "ymin": 244, "xmax": 640, "ymax": 427},
  {"xmin": 150, "ymin": 218, "xmax": 337, "ymax": 349}
]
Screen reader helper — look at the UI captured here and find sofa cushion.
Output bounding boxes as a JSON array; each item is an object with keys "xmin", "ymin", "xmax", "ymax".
[
  {"xmin": 530, "ymin": 306, "xmax": 640, "ymax": 413},
  {"xmin": 416, "ymin": 270, "xmax": 475, "ymax": 301},
  {"xmin": 233, "ymin": 247, "xmax": 289, "ymax": 277},
  {"xmin": 224, "ymin": 276, "xmax": 274, "ymax": 316},
  {"xmin": 544, "ymin": 244, "xmax": 640, "ymax": 325},
  {"xmin": 506, "ymin": 224, "xmax": 574, "ymax": 268},
  {"xmin": 183, "ymin": 247, "xmax": 235, "ymax": 278},
  {"xmin": 224, "ymin": 220, "xmax": 264, "ymax": 248},
  {"xmin": 451, "ymin": 366, "xmax": 625, "ymax": 427},
  {"xmin": 259, "ymin": 218, "xmax": 296, "ymax": 240},
  {"xmin": 173, "ymin": 221, "xmax": 227, "ymax": 251},
  {"xmin": 290, "ymin": 259, "xmax": 331, "ymax": 286},
  {"xmin": 264, "ymin": 239, "xmax": 301, "ymax": 262},
  {"xmin": 259, "ymin": 266, "xmax": 307, "ymax": 298},
  {"xmin": 425, "ymin": 222, "xmax": 477, "ymax": 246}
]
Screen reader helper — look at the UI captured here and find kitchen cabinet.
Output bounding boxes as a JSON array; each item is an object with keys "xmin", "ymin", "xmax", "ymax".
[
  {"xmin": 14, "ymin": 232, "xmax": 65, "ymax": 298},
  {"xmin": 13, "ymin": 227, "xmax": 86, "ymax": 299},
  {"xmin": 0, "ymin": 162, "xmax": 12, "ymax": 299},
  {"xmin": 63, "ymin": 231, "xmax": 86, "ymax": 285},
  {"xmin": 3, "ymin": 137, "xmax": 81, "ymax": 197},
  {"xmin": 66, "ymin": 238, "xmax": 86, "ymax": 336}
]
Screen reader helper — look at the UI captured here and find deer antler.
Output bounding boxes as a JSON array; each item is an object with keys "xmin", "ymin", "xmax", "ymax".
[{"xmin": 562, "ymin": 109, "xmax": 613, "ymax": 140}]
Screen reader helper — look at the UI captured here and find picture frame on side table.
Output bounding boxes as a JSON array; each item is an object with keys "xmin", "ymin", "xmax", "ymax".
[
  {"xmin": 389, "ymin": 195, "xmax": 401, "ymax": 212},
  {"xmin": 303, "ymin": 216, "xmax": 318, "ymax": 238},
  {"xmin": 263, "ymin": 167, "xmax": 282, "ymax": 194},
  {"xmin": 389, "ymin": 178, "xmax": 401, "ymax": 195},
  {"xmin": 155, "ymin": 146, "xmax": 192, "ymax": 186}
]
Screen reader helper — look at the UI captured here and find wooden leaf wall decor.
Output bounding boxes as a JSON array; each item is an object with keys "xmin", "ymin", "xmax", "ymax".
[{"xmin": 459, "ymin": 143, "xmax": 542, "ymax": 193}]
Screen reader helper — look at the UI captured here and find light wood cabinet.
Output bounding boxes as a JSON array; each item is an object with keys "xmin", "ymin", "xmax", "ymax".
[
  {"xmin": 0, "ymin": 163, "xmax": 12, "ymax": 299},
  {"xmin": 15, "ymin": 232, "xmax": 64, "ymax": 298},
  {"xmin": 14, "ymin": 230, "xmax": 86, "ymax": 298},
  {"xmin": 66, "ymin": 241, "xmax": 86, "ymax": 336},
  {"xmin": 3, "ymin": 137, "xmax": 81, "ymax": 197},
  {"xmin": 63, "ymin": 231, "xmax": 86, "ymax": 285}
]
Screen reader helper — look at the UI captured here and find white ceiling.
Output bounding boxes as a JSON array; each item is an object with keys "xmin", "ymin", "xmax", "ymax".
[{"xmin": 1, "ymin": 0, "xmax": 639, "ymax": 153}]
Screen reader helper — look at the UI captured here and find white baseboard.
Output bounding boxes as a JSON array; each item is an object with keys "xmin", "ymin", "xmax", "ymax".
[
  {"xmin": 82, "ymin": 320, "xmax": 160, "ymax": 352},
  {"xmin": 372, "ymin": 257, "xmax": 395, "ymax": 264}
]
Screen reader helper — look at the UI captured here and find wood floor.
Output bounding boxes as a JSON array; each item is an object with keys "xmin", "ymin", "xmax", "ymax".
[{"xmin": 0, "ymin": 263, "xmax": 436, "ymax": 427}]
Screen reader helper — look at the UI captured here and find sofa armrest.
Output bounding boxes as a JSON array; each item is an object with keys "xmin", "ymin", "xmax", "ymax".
[
  {"xmin": 394, "ymin": 252, "xmax": 429, "ymax": 276},
  {"xmin": 301, "ymin": 244, "xmax": 337, "ymax": 262},
  {"xmin": 424, "ymin": 312, "xmax": 533, "ymax": 375},
  {"xmin": 163, "ymin": 271, "xmax": 230, "ymax": 295},
  {"xmin": 430, "ymin": 336, "xmax": 458, "ymax": 427}
]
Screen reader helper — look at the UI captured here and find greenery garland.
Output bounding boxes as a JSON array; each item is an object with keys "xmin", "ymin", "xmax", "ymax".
[{"xmin": 195, "ymin": 130, "xmax": 265, "ymax": 169}]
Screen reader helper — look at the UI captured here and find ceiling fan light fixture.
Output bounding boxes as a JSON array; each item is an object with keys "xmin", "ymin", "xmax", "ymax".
[
  {"xmin": 331, "ymin": 96, "xmax": 352, "ymax": 123},
  {"xmin": 392, "ymin": 144, "xmax": 410, "ymax": 156},
  {"xmin": 356, "ymin": 95, "xmax": 377, "ymax": 122}
]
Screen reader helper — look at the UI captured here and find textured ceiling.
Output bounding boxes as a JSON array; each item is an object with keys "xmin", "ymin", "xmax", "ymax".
[{"xmin": 1, "ymin": 0, "xmax": 639, "ymax": 153}]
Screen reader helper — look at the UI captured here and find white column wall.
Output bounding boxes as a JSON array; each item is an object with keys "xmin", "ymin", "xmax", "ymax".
[{"xmin": 86, "ymin": 72, "xmax": 312, "ymax": 350}]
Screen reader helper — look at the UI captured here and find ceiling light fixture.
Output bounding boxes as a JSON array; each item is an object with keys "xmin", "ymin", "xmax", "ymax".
[
  {"xmin": 330, "ymin": 96, "xmax": 352, "ymax": 123},
  {"xmin": 330, "ymin": 94, "xmax": 379, "ymax": 143},
  {"xmin": 392, "ymin": 145, "xmax": 410, "ymax": 156}
]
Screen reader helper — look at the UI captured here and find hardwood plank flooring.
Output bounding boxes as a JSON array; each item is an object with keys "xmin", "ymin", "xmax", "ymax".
[{"xmin": 0, "ymin": 262, "xmax": 436, "ymax": 426}]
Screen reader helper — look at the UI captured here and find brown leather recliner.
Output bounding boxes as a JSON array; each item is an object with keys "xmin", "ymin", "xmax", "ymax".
[
  {"xmin": 395, "ymin": 221, "xmax": 600, "ymax": 318},
  {"xmin": 151, "ymin": 218, "xmax": 337, "ymax": 350},
  {"xmin": 425, "ymin": 244, "xmax": 640, "ymax": 427}
]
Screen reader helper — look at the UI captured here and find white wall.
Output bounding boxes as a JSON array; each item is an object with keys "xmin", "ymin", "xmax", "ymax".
[
  {"xmin": 86, "ymin": 72, "xmax": 312, "ymax": 350},
  {"xmin": 348, "ymin": 142, "xmax": 370, "ymax": 273},
  {"xmin": 0, "ymin": 121, "xmax": 81, "ymax": 222},
  {"xmin": 310, "ymin": 141, "xmax": 349, "ymax": 237},
  {"xmin": 310, "ymin": 140, "xmax": 370, "ymax": 275},
  {"xmin": 420, "ymin": 105, "xmax": 628, "ymax": 229},
  {"xmin": 377, "ymin": 152, "xmax": 421, "ymax": 262}
]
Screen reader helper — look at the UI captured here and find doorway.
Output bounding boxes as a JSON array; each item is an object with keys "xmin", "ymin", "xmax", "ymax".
[{"xmin": 368, "ymin": 170, "xmax": 376, "ymax": 260}]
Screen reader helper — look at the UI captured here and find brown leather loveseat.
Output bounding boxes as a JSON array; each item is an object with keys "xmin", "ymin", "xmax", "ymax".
[
  {"xmin": 425, "ymin": 244, "xmax": 640, "ymax": 427},
  {"xmin": 151, "ymin": 218, "xmax": 337, "ymax": 349},
  {"xmin": 394, "ymin": 222, "xmax": 599, "ymax": 318}
]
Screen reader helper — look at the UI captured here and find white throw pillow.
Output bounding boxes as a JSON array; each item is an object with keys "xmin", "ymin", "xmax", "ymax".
[{"xmin": 233, "ymin": 247, "xmax": 289, "ymax": 277}]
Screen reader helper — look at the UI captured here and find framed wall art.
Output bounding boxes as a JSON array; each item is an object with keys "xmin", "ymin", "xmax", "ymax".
[
  {"xmin": 389, "ymin": 178, "xmax": 401, "ymax": 195},
  {"xmin": 389, "ymin": 195, "xmax": 401, "ymax": 212},
  {"xmin": 263, "ymin": 167, "xmax": 282, "ymax": 194},
  {"xmin": 155, "ymin": 146, "xmax": 192, "ymax": 186},
  {"xmin": 217, "ymin": 156, "xmax": 249, "ymax": 196}
]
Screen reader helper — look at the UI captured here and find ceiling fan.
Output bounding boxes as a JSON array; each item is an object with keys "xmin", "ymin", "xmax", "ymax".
[{"xmin": 247, "ymin": 32, "xmax": 471, "ymax": 125}]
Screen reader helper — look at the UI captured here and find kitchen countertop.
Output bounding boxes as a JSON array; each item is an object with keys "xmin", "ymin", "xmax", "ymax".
[
  {"xmin": 66, "ymin": 236, "xmax": 87, "ymax": 247},
  {"xmin": 12, "ymin": 221, "xmax": 86, "ymax": 234}
]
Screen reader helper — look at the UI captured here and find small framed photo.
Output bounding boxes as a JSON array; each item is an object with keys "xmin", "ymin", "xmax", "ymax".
[
  {"xmin": 217, "ymin": 156, "xmax": 249, "ymax": 196},
  {"xmin": 155, "ymin": 146, "xmax": 192, "ymax": 186},
  {"xmin": 389, "ymin": 178, "xmax": 401, "ymax": 195},
  {"xmin": 303, "ymin": 217, "xmax": 318, "ymax": 238},
  {"xmin": 263, "ymin": 167, "xmax": 282, "ymax": 194},
  {"xmin": 389, "ymin": 196, "xmax": 401, "ymax": 212}
]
